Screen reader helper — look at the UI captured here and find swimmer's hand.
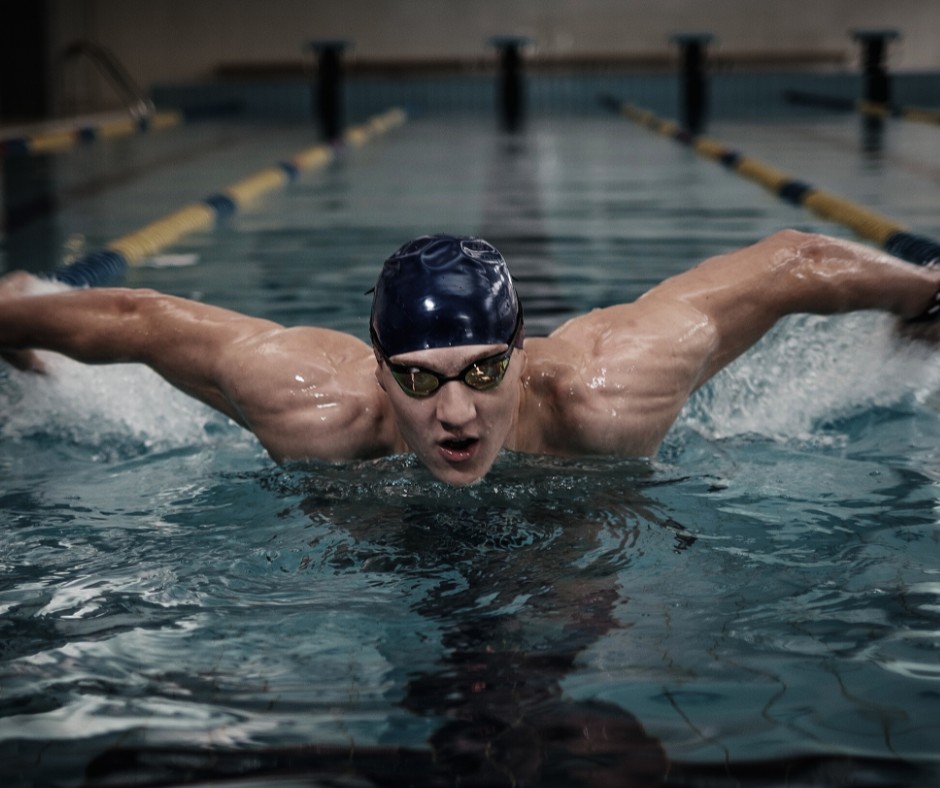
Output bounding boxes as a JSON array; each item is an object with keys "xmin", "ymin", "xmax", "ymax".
[
  {"xmin": 1, "ymin": 349, "xmax": 47, "ymax": 374},
  {"xmin": 894, "ymin": 317, "xmax": 940, "ymax": 346},
  {"xmin": 0, "ymin": 271, "xmax": 48, "ymax": 374},
  {"xmin": 894, "ymin": 279, "xmax": 940, "ymax": 345}
]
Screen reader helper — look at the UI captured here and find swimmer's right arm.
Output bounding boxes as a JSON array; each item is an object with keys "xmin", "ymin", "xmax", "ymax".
[
  {"xmin": 0, "ymin": 277, "xmax": 395, "ymax": 460},
  {"xmin": 0, "ymin": 282, "xmax": 278, "ymax": 418},
  {"xmin": 0, "ymin": 273, "xmax": 50, "ymax": 372}
]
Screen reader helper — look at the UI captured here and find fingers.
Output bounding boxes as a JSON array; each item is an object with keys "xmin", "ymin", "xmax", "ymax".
[{"xmin": 0, "ymin": 349, "xmax": 47, "ymax": 374}]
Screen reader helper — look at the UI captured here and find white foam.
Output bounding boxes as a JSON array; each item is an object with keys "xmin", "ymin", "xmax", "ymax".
[
  {"xmin": 1, "ymin": 352, "xmax": 237, "ymax": 458},
  {"xmin": 1, "ymin": 276, "xmax": 246, "ymax": 458},
  {"xmin": 678, "ymin": 312, "xmax": 940, "ymax": 444}
]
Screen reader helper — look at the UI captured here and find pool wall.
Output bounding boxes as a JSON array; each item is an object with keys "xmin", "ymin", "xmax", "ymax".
[{"xmin": 152, "ymin": 69, "xmax": 940, "ymax": 122}]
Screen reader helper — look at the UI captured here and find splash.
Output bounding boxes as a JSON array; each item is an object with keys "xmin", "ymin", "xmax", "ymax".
[
  {"xmin": 0, "ymin": 350, "xmax": 240, "ymax": 461},
  {"xmin": 677, "ymin": 312, "xmax": 940, "ymax": 445},
  {"xmin": 4, "ymin": 285, "xmax": 940, "ymax": 464},
  {"xmin": 0, "ymin": 276, "xmax": 247, "ymax": 460}
]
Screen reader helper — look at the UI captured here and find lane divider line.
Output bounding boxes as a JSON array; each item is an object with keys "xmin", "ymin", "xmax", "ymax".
[
  {"xmin": 50, "ymin": 108, "xmax": 407, "ymax": 287},
  {"xmin": 0, "ymin": 102, "xmax": 248, "ymax": 160},
  {"xmin": 1, "ymin": 111, "xmax": 185, "ymax": 160},
  {"xmin": 599, "ymin": 96, "xmax": 940, "ymax": 266},
  {"xmin": 856, "ymin": 99, "xmax": 940, "ymax": 127},
  {"xmin": 784, "ymin": 90, "xmax": 940, "ymax": 127}
]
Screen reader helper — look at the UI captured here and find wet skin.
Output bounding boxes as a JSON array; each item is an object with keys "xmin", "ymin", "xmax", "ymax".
[{"xmin": 6, "ymin": 232, "xmax": 940, "ymax": 485}]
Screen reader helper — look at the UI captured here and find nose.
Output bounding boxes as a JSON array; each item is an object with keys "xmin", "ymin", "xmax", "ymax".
[{"xmin": 435, "ymin": 381, "xmax": 476, "ymax": 431}]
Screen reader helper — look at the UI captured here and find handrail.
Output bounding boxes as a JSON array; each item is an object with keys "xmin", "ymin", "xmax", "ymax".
[{"xmin": 61, "ymin": 40, "xmax": 155, "ymax": 121}]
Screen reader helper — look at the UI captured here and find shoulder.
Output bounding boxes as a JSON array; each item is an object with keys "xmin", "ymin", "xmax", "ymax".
[
  {"xmin": 514, "ymin": 303, "xmax": 718, "ymax": 457},
  {"xmin": 216, "ymin": 326, "xmax": 401, "ymax": 462}
]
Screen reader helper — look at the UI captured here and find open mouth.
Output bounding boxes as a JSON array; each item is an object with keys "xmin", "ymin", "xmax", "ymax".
[{"xmin": 439, "ymin": 437, "xmax": 479, "ymax": 461}]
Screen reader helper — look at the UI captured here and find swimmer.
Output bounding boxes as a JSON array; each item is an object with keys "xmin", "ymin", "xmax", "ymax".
[{"xmin": 2, "ymin": 230, "xmax": 940, "ymax": 485}]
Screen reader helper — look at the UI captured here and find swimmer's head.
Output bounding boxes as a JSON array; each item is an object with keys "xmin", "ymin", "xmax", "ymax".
[{"xmin": 370, "ymin": 235, "xmax": 523, "ymax": 357}]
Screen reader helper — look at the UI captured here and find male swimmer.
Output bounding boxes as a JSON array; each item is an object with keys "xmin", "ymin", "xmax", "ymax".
[{"xmin": 2, "ymin": 231, "xmax": 940, "ymax": 485}]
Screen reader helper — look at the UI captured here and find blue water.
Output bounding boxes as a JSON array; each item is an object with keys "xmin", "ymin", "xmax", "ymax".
[{"xmin": 2, "ymin": 115, "xmax": 940, "ymax": 786}]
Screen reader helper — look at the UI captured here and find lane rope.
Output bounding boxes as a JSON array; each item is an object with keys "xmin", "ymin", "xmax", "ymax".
[
  {"xmin": 49, "ymin": 108, "xmax": 407, "ymax": 287},
  {"xmin": 784, "ymin": 90, "xmax": 940, "ymax": 127},
  {"xmin": 599, "ymin": 96, "xmax": 940, "ymax": 266},
  {"xmin": 0, "ymin": 102, "xmax": 246, "ymax": 160},
  {"xmin": 1, "ymin": 111, "xmax": 184, "ymax": 160},
  {"xmin": 855, "ymin": 99, "xmax": 940, "ymax": 127}
]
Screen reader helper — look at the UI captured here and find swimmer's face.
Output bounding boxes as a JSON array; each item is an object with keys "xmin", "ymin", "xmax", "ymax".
[{"xmin": 375, "ymin": 342, "xmax": 524, "ymax": 486}]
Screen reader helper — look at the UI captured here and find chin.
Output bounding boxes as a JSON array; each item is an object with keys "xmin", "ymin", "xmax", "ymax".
[
  {"xmin": 421, "ymin": 452, "xmax": 496, "ymax": 486},
  {"xmin": 428, "ymin": 464, "xmax": 488, "ymax": 487}
]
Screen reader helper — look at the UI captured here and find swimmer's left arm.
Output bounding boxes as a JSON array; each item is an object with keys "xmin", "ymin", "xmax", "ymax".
[
  {"xmin": 640, "ymin": 229, "xmax": 940, "ymax": 384},
  {"xmin": 577, "ymin": 230, "xmax": 940, "ymax": 391},
  {"xmin": 541, "ymin": 230, "xmax": 940, "ymax": 455}
]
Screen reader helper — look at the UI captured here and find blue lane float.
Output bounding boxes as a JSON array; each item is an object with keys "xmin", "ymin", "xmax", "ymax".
[
  {"xmin": 51, "ymin": 250, "xmax": 129, "ymax": 288},
  {"xmin": 599, "ymin": 96, "xmax": 940, "ymax": 267},
  {"xmin": 47, "ymin": 108, "xmax": 408, "ymax": 288}
]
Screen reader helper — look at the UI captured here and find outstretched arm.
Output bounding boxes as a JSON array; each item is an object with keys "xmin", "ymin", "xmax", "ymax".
[
  {"xmin": 1, "ymin": 279, "xmax": 280, "ymax": 420},
  {"xmin": 532, "ymin": 230, "xmax": 940, "ymax": 456},
  {"xmin": 636, "ymin": 229, "xmax": 940, "ymax": 383},
  {"xmin": 0, "ymin": 276, "xmax": 395, "ymax": 461}
]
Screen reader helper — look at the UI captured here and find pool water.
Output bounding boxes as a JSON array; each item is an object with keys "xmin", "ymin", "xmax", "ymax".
[{"xmin": 2, "ymin": 114, "xmax": 940, "ymax": 786}]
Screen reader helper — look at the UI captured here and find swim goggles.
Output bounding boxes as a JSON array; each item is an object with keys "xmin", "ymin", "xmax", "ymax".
[{"xmin": 371, "ymin": 314, "xmax": 523, "ymax": 399}]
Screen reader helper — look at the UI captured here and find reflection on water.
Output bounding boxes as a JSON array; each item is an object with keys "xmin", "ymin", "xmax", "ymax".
[
  {"xmin": 299, "ymin": 459, "xmax": 675, "ymax": 785},
  {"xmin": 89, "ymin": 459, "xmax": 676, "ymax": 785},
  {"xmin": 2, "ymin": 437, "xmax": 939, "ymax": 786}
]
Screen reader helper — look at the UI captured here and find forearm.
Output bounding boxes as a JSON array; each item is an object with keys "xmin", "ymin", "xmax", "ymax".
[
  {"xmin": 677, "ymin": 230, "xmax": 940, "ymax": 321},
  {"xmin": 1, "ymin": 287, "xmax": 154, "ymax": 363},
  {"xmin": 1, "ymin": 285, "xmax": 279, "ymax": 374},
  {"xmin": 1, "ymin": 284, "xmax": 286, "ymax": 424},
  {"xmin": 634, "ymin": 230, "xmax": 940, "ymax": 388},
  {"xmin": 769, "ymin": 231, "xmax": 939, "ymax": 318}
]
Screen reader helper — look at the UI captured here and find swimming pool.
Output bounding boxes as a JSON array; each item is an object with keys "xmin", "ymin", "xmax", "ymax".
[{"xmin": 3, "ymin": 112, "xmax": 940, "ymax": 786}]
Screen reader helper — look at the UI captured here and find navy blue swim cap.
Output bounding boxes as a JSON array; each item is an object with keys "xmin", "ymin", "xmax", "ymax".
[{"xmin": 370, "ymin": 235, "xmax": 522, "ymax": 356}]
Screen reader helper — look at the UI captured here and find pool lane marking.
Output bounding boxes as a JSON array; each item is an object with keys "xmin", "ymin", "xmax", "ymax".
[
  {"xmin": 51, "ymin": 108, "xmax": 408, "ymax": 287},
  {"xmin": 0, "ymin": 110, "xmax": 186, "ymax": 159},
  {"xmin": 856, "ymin": 100, "xmax": 940, "ymax": 127},
  {"xmin": 0, "ymin": 103, "xmax": 246, "ymax": 160},
  {"xmin": 785, "ymin": 91, "xmax": 940, "ymax": 128},
  {"xmin": 599, "ymin": 97, "xmax": 940, "ymax": 267}
]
